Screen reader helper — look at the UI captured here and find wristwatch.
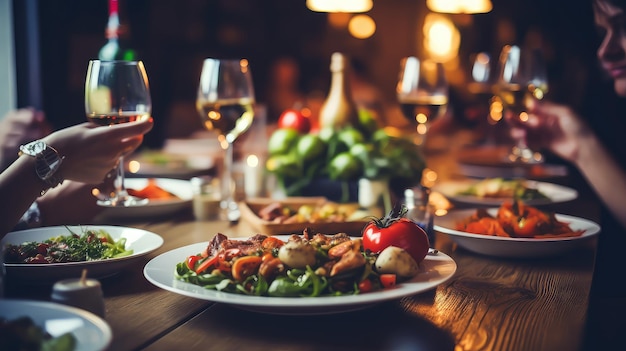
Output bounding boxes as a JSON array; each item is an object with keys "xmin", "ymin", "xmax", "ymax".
[{"xmin": 19, "ymin": 140, "xmax": 65, "ymax": 195}]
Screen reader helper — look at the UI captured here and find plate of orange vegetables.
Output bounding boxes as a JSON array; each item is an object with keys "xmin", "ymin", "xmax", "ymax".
[
  {"xmin": 434, "ymin": 200, "xmax": 601, "ymax": 258},
  {"xmin": 97, "ymin": 178, "xmax": 193, "ymax": 220}
]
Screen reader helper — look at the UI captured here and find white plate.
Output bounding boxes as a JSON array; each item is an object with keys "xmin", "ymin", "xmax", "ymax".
[
  {"xmin": 0, "ymin": 299, "xmax": 111, "ymax": 351},
  {"xmin": 143, "ymin": 236, "xmax": 457, "ymax": 315},
  {"xmin": 433, "ymin": 179, "xmax": 578, "ymax": 206},
  {"xmin": 434, "ymin": 209, "xmax": 600, "ymax": 258},
  {"xmin": 97, "ymin": 178, "xmax": 193, "ymax": 220},
  {"xmin": 125, "ymin": 149, "xmax": 215, "ymax": 178},
  {"xmin": 1, "ymin": 225, "xmax": 163, "ymax": 282}
]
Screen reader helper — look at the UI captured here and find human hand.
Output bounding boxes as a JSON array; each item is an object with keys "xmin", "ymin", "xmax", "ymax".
[
  {"xmin": 516, "ymin": 100, "xmax": 593, "ymax": 163},
  {"xmin": 43, "ymin": 118, "xmax": 153, "ymax": 184},
  {"xmin": 0, "ymin": 108, "xmax": 52, "ymax": 168}
]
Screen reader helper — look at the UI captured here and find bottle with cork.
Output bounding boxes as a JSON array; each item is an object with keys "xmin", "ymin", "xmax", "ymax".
[{"xmin": 318, "ymin": 52, "xmax": 360, "ymax": 130}]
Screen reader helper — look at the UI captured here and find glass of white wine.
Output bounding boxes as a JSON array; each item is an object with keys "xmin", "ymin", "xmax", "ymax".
[
  {"xmin": 495, "ymin": 45, "xmax": 548, "ymax": 163},
  {"xmin": 397, "ymin": 56, "xmax": 449, "ymax": 147},
  {"xmin": 196, "ymin": 58, "xmax": 255, "ymax": 222},
  {"xmin": 84, "ymin": 60, "xmax": 152, "ymax": 207}
]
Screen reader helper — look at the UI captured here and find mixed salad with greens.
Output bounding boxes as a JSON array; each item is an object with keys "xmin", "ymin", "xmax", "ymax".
[
  {"xmin": 0, "ymin": 316, "xmax": 76, "ymax": 351},
  {"xmin": 4, "ymin": 228, "xmax": 132, "ymax": 264},
  {"xmin": 175, "ymin": 230, "xmax": 418, "ymax": 297}
]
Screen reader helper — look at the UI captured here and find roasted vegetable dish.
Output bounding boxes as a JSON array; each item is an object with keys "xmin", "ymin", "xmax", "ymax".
[{"xmin": 455, "ymin": 200, "xmax": 584, "ymax": 238}]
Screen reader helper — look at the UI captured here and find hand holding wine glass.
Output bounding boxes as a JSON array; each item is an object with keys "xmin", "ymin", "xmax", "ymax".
[
  {"xmin": 396, "ymin": 57, "xmax": 449, "ymax": 146},
  {"xmin": 84, "ymin": 60, "xmax": 152, "ymax": 207},
  {"xmin": 196, "ymin": 58, "xmax": 255, "ymax": 222},
  {"xmin": 495, "ymin": 45, "xmax": 548, "ymax": 163}
]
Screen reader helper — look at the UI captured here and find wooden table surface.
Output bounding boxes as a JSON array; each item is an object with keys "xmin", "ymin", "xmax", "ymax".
[{"xmin": 3, "ymin": 132, "xmax": 602, "ymax": 351}]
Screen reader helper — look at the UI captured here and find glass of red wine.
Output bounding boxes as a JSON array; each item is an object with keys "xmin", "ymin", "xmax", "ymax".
[{"xmin": 84, "ymin": 60, "xmax": 152, "ymax": 207}]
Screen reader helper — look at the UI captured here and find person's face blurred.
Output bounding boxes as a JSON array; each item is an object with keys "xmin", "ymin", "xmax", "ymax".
[{"xmin": 595, "ymin": 0, "xmax": 626, "ymax": 96}]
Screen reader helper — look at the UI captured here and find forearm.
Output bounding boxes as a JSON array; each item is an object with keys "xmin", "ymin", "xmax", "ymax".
[
  {"xmin": 574, "ymin": 134, "xmax": 626, "ymax": 229},
  {"xmin": 0, "ymin": 156, "xmax": 51, "ymax": 236},
  {"xmin": 37, "ymin": 181, "xmax": 104, "ymax": 226}
]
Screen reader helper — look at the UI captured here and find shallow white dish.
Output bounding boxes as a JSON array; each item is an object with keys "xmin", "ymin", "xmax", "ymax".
[
  {"xmin": 143, "ymin": 236, "xmax": 457, "ymax": 315},
  {"xmin": 125, "ymin": 149, "xmax": 215, "ymax": 179},
  {"xmin": 97, "ymin": 178, "xmax": 193, "ymax": 220},
  {"xmin": 434, "ymin": 209, "xmax": 600, "ymax": 258},
  {"xmin": 433, "ymin": 179, "xmax": 578, "ymax": 206},
  {"xmin": 1, "ymin": 225, "xmax": 163, "ymax": 282},
  {"xmin": 0, "ymin": 299, "xmax": 112, "ymax": 351}
]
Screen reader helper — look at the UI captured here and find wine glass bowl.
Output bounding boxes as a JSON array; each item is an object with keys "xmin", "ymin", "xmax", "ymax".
[
  {"xmin": 495, "ymin": 45, "xmax": 548, "ymax": 163},
  {"xmin": 397, "ymin": 57, "xmax": 448, "ymax": 145},
  {"xmin": 84, "ymin": 60, "xmax": 152, "ymax": 207},
  {"xmin": 196, "ymin": 58, "xmax": 255, "ymax": 222}
]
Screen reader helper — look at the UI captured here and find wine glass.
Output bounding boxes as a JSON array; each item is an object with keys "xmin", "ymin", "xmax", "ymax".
[
  {"xmin": 495, "ymin": 45, "xmax": 548, "ymax": 163},
  {"xmin": 84, "ymin": 60, "xmax": 152, "ymax": 207},
  {"xmin": 467, "ymin": 52, "xmax": 501, "ymax": 145},
  {"xmin": 397, "ymin": 56, "xmax": 449, "ymax": 147},
  {"xmin": 196, "ymin": 58, "xmax": 255, "ymax": 222}
]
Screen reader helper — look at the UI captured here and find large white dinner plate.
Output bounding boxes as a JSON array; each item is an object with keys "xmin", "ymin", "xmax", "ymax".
[
  {"xmin": 434, "ymin": 209, "xmax": 600, "ymax": 258},
  {"xmin": 143, "ymin": 236, "xmax": 457, "ymax": 315},
  {"xmin": 97, "ymin": 178, "xmax": 193, "ymax": 220},
  {"xmin": 1, "ymin": 225, "xmax": 163, "ymax": 282},
  {"xmin": 433, "ymin": 179, "xmax": 578, "ymax": 206},
  {"xmin": 0, "ymin": 299, "xmax": 111, "ymax": 351}
]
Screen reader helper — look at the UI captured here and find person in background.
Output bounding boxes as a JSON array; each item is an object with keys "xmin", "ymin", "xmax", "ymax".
[
  {"xmin": 0, "ymin": 111, "xmax": 153, "ymax": 237},
  {"xmin": 514, "ymin": 0, "xmax": 626, "ymax": 348}
]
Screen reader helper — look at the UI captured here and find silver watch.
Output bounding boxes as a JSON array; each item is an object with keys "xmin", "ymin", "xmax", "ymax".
[{"xmin": 19, "ymin": 140, "xmax": 65, "ymax": 193}]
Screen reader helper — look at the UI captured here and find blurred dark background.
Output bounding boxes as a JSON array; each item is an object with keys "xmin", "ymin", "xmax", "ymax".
[{"xmin": 12, "ymin": 0, "xmax": 605, "ymax": 150}]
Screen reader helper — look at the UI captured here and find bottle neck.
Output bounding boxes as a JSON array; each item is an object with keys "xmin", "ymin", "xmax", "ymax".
[{"xmin": 105, "ymin": 0, "xmax": 120, "ymax": 40}]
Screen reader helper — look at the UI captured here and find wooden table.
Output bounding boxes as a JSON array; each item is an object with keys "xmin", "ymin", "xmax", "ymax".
[
  {"xmin": 4, "ymin": 201, "xmax": 599, "ymax": 351},
  {"xmin": 3, "ymin": 131, "xmax": 602, "ymax": 351}
]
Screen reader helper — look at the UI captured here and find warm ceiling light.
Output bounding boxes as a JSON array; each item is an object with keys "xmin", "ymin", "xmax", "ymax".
[
  {"xmin": 348, "ymin": 14, "xmax": 376, "ymax": 39},
  {"xmin": 426, "ymin": 0, "xmax": 493, "ymax": 14},
  {"xmin": 423, "ymin": 13, "xmax": 460, "ymax": 62},
  {"xmin": 306, "ymin": 0, "xmax": 373, "ymax": 13}
]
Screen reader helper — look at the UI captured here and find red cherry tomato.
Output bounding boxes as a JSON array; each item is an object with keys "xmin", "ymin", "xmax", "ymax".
[
  {"xmin": 379, "ymin": 274, "xmax": 397, "ymax": 289},
  {"xmin": 278, "ymin": 109, "xmax": 311, "ymax": 134},
  {"xmin": 186, "ymin": 255, "xmax": 201, "ymax": 270},
  {"xmin": 358, "ymin": 279, "xmax": 373, "ymax": 293},
  {"xmin": 362, "ymin": 211, "xmax": 430, "ymax": 264}
]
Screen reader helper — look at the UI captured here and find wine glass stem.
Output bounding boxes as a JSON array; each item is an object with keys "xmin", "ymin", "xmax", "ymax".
[
  {"xmin": 115, "ymin": 155, "xmax": 129, "ymax": 198},
  {"xmin": 223, "ymin": 142, "xmax": 235, "ymax": 207}
]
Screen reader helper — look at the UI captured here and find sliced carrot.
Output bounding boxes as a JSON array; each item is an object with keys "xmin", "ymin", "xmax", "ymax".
[
  {"xmin": 231, "ymin": 256, "xmax": 263, "ymax": 282},
  {"xmin": 195, "ymin": 255, "xmax": 219, "ymax": 274}
]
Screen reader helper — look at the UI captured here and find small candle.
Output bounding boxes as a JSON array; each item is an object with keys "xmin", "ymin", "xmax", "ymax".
[
  {"xmin": 244, "ymin": 154, "xmax": 264, "ymax": 198},
  {"xmin": 51, "ymin": 269, "xmax": 105, "ymax": 318}
]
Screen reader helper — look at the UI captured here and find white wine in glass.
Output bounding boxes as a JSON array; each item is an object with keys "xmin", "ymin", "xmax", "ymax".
[
  {"xmin": 397, "ymin": 57, "xmax": 449, "ymax": 145},
  {"xmin": 196, "ymin": 58, "xmax": 255, "ymax": 222},
  {"xmin": 85, "ymin": 60, "xmax": 152, "ymax": 207},
  {"xmin": 495, "ymin": 45, "xmax": 548, "ymax": 163}
]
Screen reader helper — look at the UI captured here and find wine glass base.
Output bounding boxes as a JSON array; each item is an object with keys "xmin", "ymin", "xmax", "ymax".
[
  {"xmin": 97, "ymin": 195, "xmax": 149, "ymax": 207},
  {"xmin": 505, "ymin": 146, "xmax": 544, "ymax": 164}
]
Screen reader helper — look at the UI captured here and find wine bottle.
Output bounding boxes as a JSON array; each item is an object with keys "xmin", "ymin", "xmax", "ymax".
[
  {"xmin": 318, "ymin": 52, "xmax": 360, "ymax": 130},
  {"xmin": 98, "ymin": 0, "xmax": 137, "ymax": 61}
]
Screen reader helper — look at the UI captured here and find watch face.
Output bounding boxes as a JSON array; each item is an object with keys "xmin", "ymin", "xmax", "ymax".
[{"xmin": 22, "ymin": 140, "xmax": 46, "ymax": 156}]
